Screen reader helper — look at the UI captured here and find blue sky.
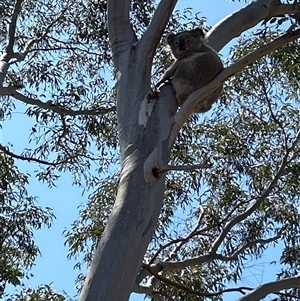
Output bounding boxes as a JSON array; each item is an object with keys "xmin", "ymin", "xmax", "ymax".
[{"xmin": 3, "ymin": 1, "xmax": 283, "ymax": 301}]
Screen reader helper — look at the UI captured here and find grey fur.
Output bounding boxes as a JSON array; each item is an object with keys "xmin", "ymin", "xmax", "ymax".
[{"xmin": 157, "ymin": 28, "xmax": 223, "ymax": 113}]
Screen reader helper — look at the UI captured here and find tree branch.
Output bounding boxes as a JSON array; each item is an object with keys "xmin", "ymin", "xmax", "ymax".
[
  {"xmin": 207, "ymin": 0, "xmax": 300, "ymax": 51},
  {"xmin": 144, "ymin": 264, "xmax": 204, "ymax": 297},
  {"xmin": 169, "ymin": 28, "xmax": 300, "ymax": 147},
  {"xmin": 107, "ymin": 0, "xmax": 134, "ymax": 64},
  {"xmin": 0, "ymin": 87, "xmax": 116, "ymax": 116},
  {"xmin": 229, "ymin": 236, "xmax": 280, "ymax": 260},
  {"xmin": 236, "ymin": 274, "xmax": 300, "ymax": 301},
  {"xmin": 0, "ymin": 144, "xmax": 70, "ymax": 166},
  {"xmin": 152, "ymin": 236, "xmax": 279, "ymax": 273},
  {"xmin": 0, "ymin": 0, "xmax": 23, "ymax": 86},
  {"xmin": 140, "ymin": 0, "xmax": 178, "ymax": 57},
  {"xmin": 155, "ymin": 163, "xmax": 211, "ymax": 174}
]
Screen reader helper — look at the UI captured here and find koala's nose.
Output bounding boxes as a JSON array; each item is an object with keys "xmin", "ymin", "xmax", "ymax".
[{"xmin": 178, "ymin": 39, "xmax": 185, "ymax": 50}]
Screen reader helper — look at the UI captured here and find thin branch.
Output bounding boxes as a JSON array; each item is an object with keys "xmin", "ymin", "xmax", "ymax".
[
  {"xmin": 144, "ymin": 264, "xmax": 204, "ymax": 297},
  {"xmin": 0, "ymin": 144, "xmax": 70, "ymax": 166},
  {"xmin": 149, "ymin": 127, "xmax": 300, "ymax": 273},
  {"xmin": 152, "ymin": 236, "xmax": 279, "ymax": 273},
  {"xmin": 0, "ymin": 87, "xmax": 116, "ymax": 116},
  {"xmin": 166, "ymin": 206, "xmax": 205, "ymax": 261},
  {"xmin": 258, "ymin": 72, "xmax": 288, "ymax": 150},
  {"xmin": 137, "ymin": 199, "xmax": 266, "ymax": 284},
  {"xmin": 236, "ymin": 274, "xmax": 300, "ymax": 301},
  {"xmin": 229, "ymin": 236, "xmax": 280, "ymax": 260},
  {"xmin": 156, "ymin": 163, "xmax": 212, "ymax": 174},
  {"xmin": 135, "ymin": 285, "xmax": 175, "ymax": 301},
  {"xmin": 169, "ymin": 28, "xmax": 300, "ymax": 147}
]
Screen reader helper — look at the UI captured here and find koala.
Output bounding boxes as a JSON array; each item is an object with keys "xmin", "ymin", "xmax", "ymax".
[{"xmin": 156, "ymin": 28, "xmax": 223, "ymax": 113}]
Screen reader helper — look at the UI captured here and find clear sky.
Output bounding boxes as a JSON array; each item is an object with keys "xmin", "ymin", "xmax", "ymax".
[{"xmin": 3, "ymin": 1, "xmax": 281, "ymax": 301}]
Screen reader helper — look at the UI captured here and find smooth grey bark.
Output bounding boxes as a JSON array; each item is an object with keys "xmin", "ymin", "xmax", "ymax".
[
  {"xmin": 207, "ymin": 0, "xmax": 299, "ymax": 51},
  {"xmin": 79, "ymin": 1, "xmax": 178, "ymax": 300},
  {"xmin": 79, "ymin": 1, "xmax": 300, "ymax": 301}
]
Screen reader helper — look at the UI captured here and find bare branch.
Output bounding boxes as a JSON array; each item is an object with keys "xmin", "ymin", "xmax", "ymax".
[
  {"xmin": 134, "ymin": 285, "xmax": 175, "ymax": 301},
  {"xmin": 207, "ymin": 0, "xmax": 300, "ymax": 51},
  {"xmin": 0, "ymin": 87, "xmax": 116, "ymax": 116},
  {"xmin": 140, "ymin": 0, "xmax": 177, "ymax": 56},
  {"xmin": 107, "ymin": 0, "xmax": 134, "ymax": 64},
  {"xmin": 153, "ymin": 236, "xmax": 278, "ymax": 273},
  {"xmin": 144, "ymin": 264, "xmax": 204, "ymax": 297},
  {"xmin": 237, "ymin": 274, "xmax": 300, "ymax": 301},
  {"xmin": 169, "ymin": 28, "xmax": 300, "ymax": 147},
  {"xmin": 0, "ymin": 144, "xmax": 70, "ymax": 166},
  {"xmin": 258, "ymin": 72, "xmax": 288, "ymax": 150},
  {"xmin": 0, "ymin": 0, "xmax": 23, "ymax": 86},
  {"xmin": 155, "ymin": 163, "xmax": 212, "ymax": 174}
]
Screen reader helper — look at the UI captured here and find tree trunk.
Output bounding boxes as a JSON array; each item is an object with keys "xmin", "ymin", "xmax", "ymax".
[{"xmin": 79, "ymin": 57, "xmax": 177, "ymax": 300}]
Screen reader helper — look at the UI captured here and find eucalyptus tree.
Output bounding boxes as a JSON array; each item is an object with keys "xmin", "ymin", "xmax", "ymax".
[{"xmin": 1, "ymin": 1, "xmax": 300, "ymax": 301}]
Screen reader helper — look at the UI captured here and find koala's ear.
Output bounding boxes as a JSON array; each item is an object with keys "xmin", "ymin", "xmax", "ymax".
[
  {"xmin": 192, "ymin": 27, "xmax": 205, "ymax": 38},
  {"xmin": 166, "ymin": 33, "xmax": 176, "ymax": 44}
]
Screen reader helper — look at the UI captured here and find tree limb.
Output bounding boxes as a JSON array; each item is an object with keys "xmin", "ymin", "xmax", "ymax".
[
  {"xmin": 236, "ymin": 274, "xmax": 300, "ymax": 301},
  {"xmin": 0, "ymin": 0, "xmax": 23, "ymax": 86},
  {"xmin": 0, "ymin": 87, "xmax": 116, "ymax": 116},
  {"xmin": 0, "ymin": 144, "xmax": 70, "ymax": 166},
  {"xmin": 207, "ymin": 0, "xmax": 300, "ymax": 51},
  {"xmin": 155, "ymin": 163, "xmax": 211, "ymax": 174},
  {"xmin": 169, "ymin": 28, "xmax": 300, "ymax": 146},
  {"xmin": 153, "ymin": 236, "xmax": 279, "ymax": 272},
  {"xmin": 107, "ymin": 0, "xmax": 134, "ymax": 65},
  {"xmin": 140, "ymin": 0, "xmax": 178, "ymax": 57},
  {"xmin": 229, "ymin": 236, "xmax": 280, "ymax": 260}
]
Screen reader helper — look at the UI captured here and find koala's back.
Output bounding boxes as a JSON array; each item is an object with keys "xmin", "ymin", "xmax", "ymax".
[
  {"xmin": 173, "ymin": 48, "xmax": 223, "ymax": 111},
  {"xmin": 167, "ymin": 28, "xmax": 223, "ymax": 112}
]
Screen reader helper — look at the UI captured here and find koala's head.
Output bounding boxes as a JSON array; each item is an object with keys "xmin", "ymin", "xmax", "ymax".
[{"xmin": 166, "ymin": 28, "xmax": 205, "ymax": 59}]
